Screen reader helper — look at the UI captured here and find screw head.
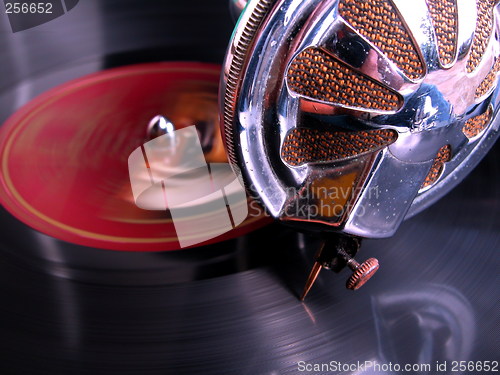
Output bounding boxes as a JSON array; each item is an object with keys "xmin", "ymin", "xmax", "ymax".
[{"xmin": 346, "ymin": 258, "xmax": 379, "ymax": 290}]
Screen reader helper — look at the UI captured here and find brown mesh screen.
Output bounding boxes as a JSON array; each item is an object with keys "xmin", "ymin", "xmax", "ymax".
[
  {"xmin": 338, "ymin": 0, "xmax": 425, "ymax": 80},
  {"xmin": 426, "ymin": 0, "xmax": 458, "ymax": 66},
  {"xmin": 463, "ymin": 106, "xmax": 493, "ymax": 138},
  {"xmin": 421, "ymin": 145, "xmax": 452, "ymax": 188},
  {"xmin": 281, "ymin": 127, "xmax": 398, "ymax": 166},
  {"xmin": 467, "ymin": 0, "xmax": 496, "ymax": 73},
  {"xmin": 475, "ymin": 58, "xmax": 500, "ymax": 98},
  {"xmin": 287, "ymin": 48, "xmax": 403, "ymax": 111}
]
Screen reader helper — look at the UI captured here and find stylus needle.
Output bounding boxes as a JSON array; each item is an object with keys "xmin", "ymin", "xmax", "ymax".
[{"xmin": 300, "ymin": 261, "xmax": 323, "ymax": 301}]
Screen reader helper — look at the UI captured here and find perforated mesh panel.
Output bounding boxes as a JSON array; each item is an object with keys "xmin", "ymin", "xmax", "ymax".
[
  {"xmin": 287, "ymin": 48, "xmax": 403, "ymax": 111},
  {"xmin": 426, "ymin": 0, "xmax": 458, "ymax": 66},
  {"xmin": 467, "ymin": 0, "xmax": 496, "ymax": 73},
  {"xmin": 476, "ymin": 58, "xmax": 500, "ymax": 98},
  {"xmin": 463, "ymin": 106, "xmax": 493, "ymax": 138},
  {"xmin": 421, "ymin": 145, "xmax": 452, "ymax": 188},
  {"xmin": 338, "ymin": 0, "xmax": 425, "ymax": 80},
  {"xmin": 281, "ymin": 127, "xmax": 398, "ymax": 166}
]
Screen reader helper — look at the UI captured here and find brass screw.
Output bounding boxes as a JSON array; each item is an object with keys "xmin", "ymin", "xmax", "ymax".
[{"xmin": 345, "ymin": 256, "xmax": 379, "ymax": 290}]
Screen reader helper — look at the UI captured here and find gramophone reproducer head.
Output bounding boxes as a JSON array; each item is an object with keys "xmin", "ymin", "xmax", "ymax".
[{"xmin": 221, "ymin": 0, "xmax": 500, "ymax": 239}]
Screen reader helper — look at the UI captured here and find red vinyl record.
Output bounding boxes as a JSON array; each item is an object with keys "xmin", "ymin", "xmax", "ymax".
[{"xmin": 0, "ymin": 62, "xmax": 268, "ymax": 251}]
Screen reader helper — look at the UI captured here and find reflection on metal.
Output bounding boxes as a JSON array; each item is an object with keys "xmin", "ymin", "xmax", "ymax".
[
  {"xmin": 146, "ymin": 115, "xmax": 176, "ymax": 140},
  {"xmin": 221, "ymin": 0, "xmax": 500, "ymax": 238}
]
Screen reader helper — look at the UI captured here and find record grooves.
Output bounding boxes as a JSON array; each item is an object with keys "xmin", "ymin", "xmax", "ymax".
[
  {"xmin": 0, "ymin": 143, "xmax": 498, "ymax": 373},
  {"xmin": 0, "ymin": 1, "xmax": 498, "ymax": 374}
]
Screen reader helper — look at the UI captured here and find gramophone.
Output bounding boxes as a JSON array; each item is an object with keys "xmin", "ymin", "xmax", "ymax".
[
  {"xmin": 221, "ymin": 0, "xmax": 500, "ymax": 298},
  {"xmin": 0, "ymin": 0, "xmax": 498, "ymax": 298},
  {"xmin": 0, "ymin": 3, "xmax": 498, "ymax": 373}
]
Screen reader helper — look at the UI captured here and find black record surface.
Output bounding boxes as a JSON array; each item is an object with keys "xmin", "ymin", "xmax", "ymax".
[
  {"xmin": 0, "ymin": 0, "xmax": 234, "ymax": 124},
  {"xmin": 0, "ymin": 143, "xmax": 498, "ymax": 374},
  {"xmin": 0, "ymin": 1, "xmax": 498, "ymax": 374}
]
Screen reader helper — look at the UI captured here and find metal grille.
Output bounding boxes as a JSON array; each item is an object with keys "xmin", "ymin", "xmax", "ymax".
[
  {"xmin": 467, "ymin": 0, "xmax": 496, "ymax": 73},
  {"xmin": 281, "ymin": 127, "xmax": 398, "ymax": 166},
  {"xmin": 463, "ymin": 106, "xmax": 493, "ymax": 138},
  {"xmin": 338, "ymin": 0, "xmax": 425, "ymax": 80},
  {"xmin": 421, "ymin": 145, "xmax": 452, "ymax": 188},
  {"xmin": 476, "ymin": 58, "xmax": 500, "ymax": 98},
  {"xmin": 287, "ymin": 48, "xmax": 403, "ymax": 111},
  {"xmin": 426, "ymin": 0, "xmax": 458, "ymax": 66}
]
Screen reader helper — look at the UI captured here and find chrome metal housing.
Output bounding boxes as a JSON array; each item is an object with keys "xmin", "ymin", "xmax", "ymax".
[{"xmin": 221, "ymin": 0, "xmax": 500, "ymax": 238}]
